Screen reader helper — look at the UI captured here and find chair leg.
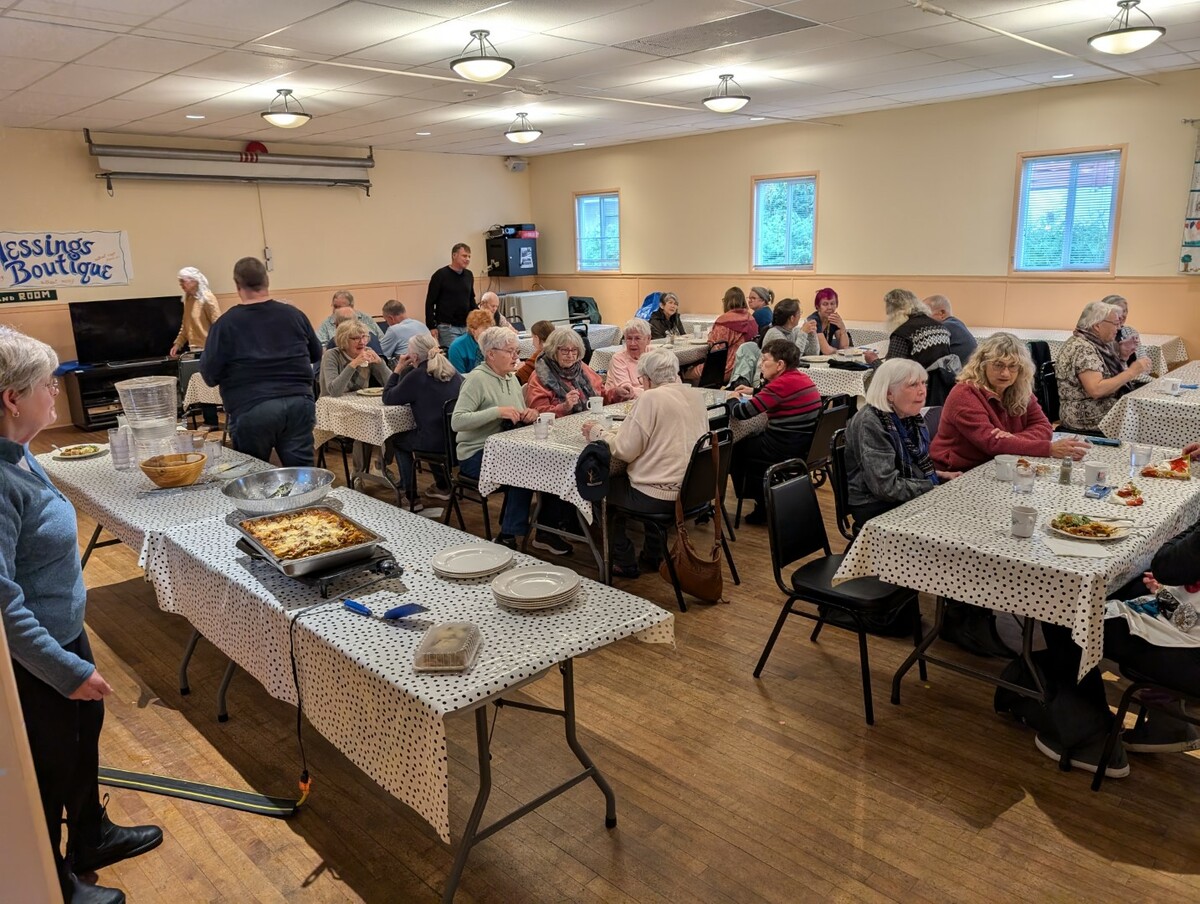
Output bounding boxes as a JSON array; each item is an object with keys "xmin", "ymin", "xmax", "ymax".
[
  {"xmin": 810, "ymin": 616, "xmax": 825, "ymax": 643},
  {"xmin": 753, "ymin": 595, "xmax": 796, "ymax": 677},
  {"xmin": 339, "ymin": 444, "xmax": 352, "ymax": 486},
  {"xmin": 721, "ymin": 500, "xmax": 736, "ymax": 542},
  {"xmin": 720, "ymin": 536, "xmax": 740, "ymax": 585},
  {"xmin": 1092, "ymin": 682, "xmax": 1141, "ymax": 791},
  {"xmin": 856, "ymin": 627, "xmax": 875, "ymax": 726},
  {"xmin": 734, "ymin": 491, "xmax": 744, "ymax": 529},
  {"xmin": 656, "ymin": 524, "xmax": 687, "ymax": 612}
]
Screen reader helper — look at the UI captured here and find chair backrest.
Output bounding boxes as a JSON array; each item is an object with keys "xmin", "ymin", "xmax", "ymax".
[
  {"xmin": 442, "ymin": 397, "xmax": 460, "ymax": 468},
  {"xmin": 571, "ymin": 322, "xmax": 594, "ymax": 365},
  {"xmin": 568, "ymin": 296, "xmax": 602, "ymax": 325},
  {"xmin": 509, "ymin": 316, "xmax": 527, "ymax": 332},
  {"xmin": 697, "ymin": 341, "xmax": 729, "ymax": 388},
  {"xmin": 805, "ymin": 399, "xmax": 850, "ymax": 470},
  {"xmin": 921, "ymin": 405, "xmax": 943, "ymax": 437},
  {"xmin": 764, "ymin": 459, "xmax": 833, "ymax": 585},
  {"xmin": 829, "ymin": 428, "xmax": 856, "ymax": 542},
  {"xmin": 678, "ymin": 428, "xmax": 734, "ymax": 516},
  {"xmin": 634, "ymin": 292, "xmax": 662, "ymax": 321},
  {"xmin": 1028, "ymin": 340, "xmax": 1060, "ymax": 422}
]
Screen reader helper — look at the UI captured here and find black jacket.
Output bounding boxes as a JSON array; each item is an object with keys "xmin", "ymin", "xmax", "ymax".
[{"xmin": 1152, "ymin": 519, "xmax": 1200, "ymax": 586}]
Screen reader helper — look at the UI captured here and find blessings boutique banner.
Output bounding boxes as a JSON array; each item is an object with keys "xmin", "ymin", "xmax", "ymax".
[
  {"xmin": 1183, "ymin": 129, "xmax": 1200, "ymax": 274},
  {"xmin": 0, "ymin": 230, "xmax": 133, "ymax": 288}
]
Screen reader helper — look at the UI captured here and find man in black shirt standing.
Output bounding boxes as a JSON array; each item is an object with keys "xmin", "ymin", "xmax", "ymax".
[
  {"xmin": 425, "ymin": 242, "xmax": 476, "ymax": 349},
  {"xmin": 201, "ymin": 257, "xmax": 323, "ymax": 466}
]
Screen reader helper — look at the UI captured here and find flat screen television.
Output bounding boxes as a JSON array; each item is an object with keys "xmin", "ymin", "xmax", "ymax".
[{"xmin": 68, "ymin": 296, "xmax": 183, "ymax": 366}]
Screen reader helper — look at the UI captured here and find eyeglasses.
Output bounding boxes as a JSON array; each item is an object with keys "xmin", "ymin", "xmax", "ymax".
[
  {"xmin": 557, "ymin": 348, "xmax": 580, "ymax": 358},
  {"xmin": 43, "ymin": 377, "xmax": 60, "ymax": 395},
  {"xmin": 1102, "ymin": 318, "xmax": 1122, "ymax": 326},
  {"xmin": 986, "ymin": 360, "xmax": 1021, "ymax": 372}
]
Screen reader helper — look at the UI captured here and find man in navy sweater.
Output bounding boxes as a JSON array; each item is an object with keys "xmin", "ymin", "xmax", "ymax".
[
  {"xmin": 202, "ymin": 257, "xmax": 323, "ymax": 466},
  {"xmin": 425, "ymin": 242, "xmax": 476, "ymax": 350}
]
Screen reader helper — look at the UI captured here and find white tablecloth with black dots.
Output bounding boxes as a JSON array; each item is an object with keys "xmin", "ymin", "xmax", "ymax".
[
  {"xmin": 590, "ymin": 338, "xmax": 709, "ymax": 374},
  {"xmin": 313, "ymin": 393, "xmax": 415, "ymax": 447},
  {"xmin": 517, "ymin": 323, "xmax": 621, "ymax": 359},
  {"xmin": 183, "ymin": 372, "xmax": 223, "ymax": 408},
  {"xmin": 38, "ymin": 448, "xmax": 271, "ymax": 567},
  {"xmin": 143, "ymin": 488, "xmax": 674, "ymax": 842},
  {"xmin": 477, "ymin": 390, "xmax": 764, "ymax": 523},
  {"xmin": 1099, "ymin": 361, "xmax": 1200, "ymax": 448},
  {"xmin": 833, "ymin": 442, "xmax": 1200, "ymax": 681}
]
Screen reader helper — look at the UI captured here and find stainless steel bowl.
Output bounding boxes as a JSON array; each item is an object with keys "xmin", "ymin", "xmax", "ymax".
[{"xmin": 221, "ymin": 466, "xmax": 335, "ymax": 514}]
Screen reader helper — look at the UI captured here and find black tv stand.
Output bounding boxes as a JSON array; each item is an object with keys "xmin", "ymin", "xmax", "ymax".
[{"xmin": 62, "ymin": 359, "xmax": 180, "ymax": 431}]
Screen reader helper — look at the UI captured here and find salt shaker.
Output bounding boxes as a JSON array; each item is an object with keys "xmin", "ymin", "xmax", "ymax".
[{"xmin": 1058, "ymin": 457, "xmax": 1073, "ymax": 485}]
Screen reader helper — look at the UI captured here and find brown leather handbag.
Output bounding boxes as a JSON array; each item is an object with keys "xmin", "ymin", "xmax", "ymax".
[{"xmin": 660, "ymin": 433, "xmax": 727, "ymax": 603}]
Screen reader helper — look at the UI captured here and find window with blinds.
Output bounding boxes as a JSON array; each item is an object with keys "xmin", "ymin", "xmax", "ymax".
[
  {"xmin": 752, "ymin": 174, "xmax": 816, "ymax": 270},
  {"xmin": 575, "ymin": 192, "xmax": 620, "ymax": 271},
  {"xmin": 1013, "ymin": 149, "xmax": 1123, "ymax": 272}
]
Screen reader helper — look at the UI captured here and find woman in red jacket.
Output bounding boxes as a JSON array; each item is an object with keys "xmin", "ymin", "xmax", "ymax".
[{"xmin": 931, "ymin": 332, "xmax": 1090, "ymax": 472}]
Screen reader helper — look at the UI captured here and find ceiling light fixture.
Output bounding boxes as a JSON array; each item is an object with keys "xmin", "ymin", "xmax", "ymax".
[
  {"xmin": 261, "ymin": 88, "xmax": 312, "ymax": 128},
  {"xmin": 451, "ymin": 30, "xmax": 514, "ymax": 83},
  {"xmin": 1051, "ymin": 73, "xmax": 1074, "ymax": 79},
  {"xmin": 702, "ymin": 74, "xmax": 750, "ymax": 113},
  {"xmin": 1088, "ymin": 1, "xmax": 1165, "ymax": 54},
  {"xmin": 185, "ymin": 114, "xmax": 206, "ymax": 119},
  {"xmin": 504, "ymin": 112, "xmax": 542, "ymax": 144},
  {"xmin": 416, "ymin": 131, "xmax": 431, "ymax": 136},
  {"xmin": 573, "ymin": 142, "xmax": 586, "ymax": 146}
]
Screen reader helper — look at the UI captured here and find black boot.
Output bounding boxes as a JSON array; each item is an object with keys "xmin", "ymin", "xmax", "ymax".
[
  {"xmin": 69, "ymin": 874, "xmax": 126, "ymax": 904},
  {"xmin": 940, "ymin": 601, "xmax": 1016, "ymax": 658},
  {"xmin": 72, "ymin": 806, "xmax": 163, "ymax": 875}
]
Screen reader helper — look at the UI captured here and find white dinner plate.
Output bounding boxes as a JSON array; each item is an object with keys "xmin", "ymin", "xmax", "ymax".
[
  {"xmin": 432, "ymin": 543, "xmax": 514, "ymax": 578},
  {"xmin": 213, "ymin": 461, "xmax": 255, "ymax": 480},
  {"xmin": 492, "ymin": 565, "xmax": 580, "ymax": 601},
  {"xmin": 801, "ymin": 355, "xmax": 829, "ymax": 364},
  {"xmin": 494, "ymin": 586, "xmax": 579, "ymax": 611},
  {"xmin": 1048, "ymin": 524, "xmax": 1129, "ymax": 542},
  {"xmin": 356, "ymin": 387, "xmax": 384, "ymax": 397},
  {"xmin": 52, "ymin": 443, "xmax": 107, "ymax": 460},
  {"xmin": 687, "ymin": 338, "xmax": 709, "ymax": 345}
]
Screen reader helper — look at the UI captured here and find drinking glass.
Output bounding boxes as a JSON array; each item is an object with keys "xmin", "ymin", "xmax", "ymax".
[
  {"xmin": 1012, "ymin": 464, "xmax": 1035, "ymax": 494},
  {"xmin": 1130, "ymin": 443, "xmax": 1153, "ymax": 472},
  {"xmin": 108, "ymin": 427, "xmax": 132, "ymax": 471}
]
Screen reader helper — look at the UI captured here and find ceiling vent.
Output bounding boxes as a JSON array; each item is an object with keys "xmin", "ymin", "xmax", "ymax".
[{"xmin": 615, "ymin": 10, "xmax": 818, "ymax": 57}]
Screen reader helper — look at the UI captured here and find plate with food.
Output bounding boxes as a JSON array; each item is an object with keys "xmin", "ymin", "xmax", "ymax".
[
  {"xmin": 1140, "ymin": 456, "xmax": 1191, "ymax": 480},
  {"xmin": 1108, "ymin": 482, "xmax": 1144, "ymax": 506},
  {"xmin": 52, "ymin": 443, "xmax": 106, "ymax": 460},
  {"xmin": 356, "ymin": 387, "xmax": 384, "ymax": 397},
  {"xmin": 1015, "ymin": 457, "xmax": 1052, "ymax": 477},
  {"xmin": 1049, "ymin": 513, "xmax": 1129, "ymax": 541}
]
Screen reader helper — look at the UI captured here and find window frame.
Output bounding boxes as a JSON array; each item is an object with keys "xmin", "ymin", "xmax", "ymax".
[
  {"xmin": 750, "ymin": 171, "xmax": 819, "ymax": 273},
  {"xmin": 573, "ymin": 189, "xmax": 622, "ymax": 273},
  {"xmin": 1009, "ymin": 145, "xmax": 1126, "ymax": 277}
]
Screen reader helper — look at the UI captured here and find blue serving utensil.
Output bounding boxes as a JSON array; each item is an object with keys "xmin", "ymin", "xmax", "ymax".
[{"xmin": 343, "ymin": 599, "xmax": 428, "ymax": 620}]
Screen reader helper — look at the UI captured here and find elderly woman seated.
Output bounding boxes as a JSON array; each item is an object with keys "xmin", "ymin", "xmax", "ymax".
[
  {"xmin": 1055, "ymin": 299, "xmax": 1153, "ymax": 436},
  {"xmin": 478, "ymin": 291, "xmax": 515, "ymax": 330},
  {"xmin": 727, "ymin": 339, "xmax": 822, "ymax": 524},
  {"xmin": 319, "ymin": 319, "xmax": 391, "ymax": 396},
  {"xmin": 932, "ymin": 333, "xmax": 1090, "ymax": 472},
  {"xmin": 1104, "ymin": 293, "xmax": 1153, "ymax": 379},
  {"xmin": 525, "ymin": 326, "xmax": 611, "ymax": 415},
  {"xmin": 649, "ymin": 292, "xmax": 685, "ymax": 339},
  {"xmin": 604, "ymin": 318, "xmax": 652, "ymax": 401},
  {"xmin": 452, "ymin": 327, "xmax": 571, "ymax": 554},
  {"xmin": 383, "ymin": 333, "xmax": 462, "ymax": 510},
  {"xmin": 883, "ymin": 288, "xmax": 955, "ymax": 403},
  {"xmin": 582, "ymin": 347, "xmax": 710, "ymax": 578},
  {"xmin": 808, "ymin": 287, "xmax": 852, "ymax": 354},
  {"xmin": 448, "ymin": 309, "xmax": 495, "ymax": 374}
]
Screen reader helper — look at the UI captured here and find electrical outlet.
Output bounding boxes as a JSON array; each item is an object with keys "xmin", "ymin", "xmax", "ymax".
[{"xmin": 264, "ymin": 246, "xmax": 273, "ymax": 271}]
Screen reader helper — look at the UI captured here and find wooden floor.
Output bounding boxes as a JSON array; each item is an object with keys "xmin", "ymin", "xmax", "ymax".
[{"xmin": 31, "ymin": 424, "xmax": 1200, "ymax": 903}]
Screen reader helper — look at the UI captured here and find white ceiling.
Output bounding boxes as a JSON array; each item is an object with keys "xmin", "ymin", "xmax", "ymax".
[{"xmin": 1, "ymin": 0, "xmax": 1199, "ymax": 156}]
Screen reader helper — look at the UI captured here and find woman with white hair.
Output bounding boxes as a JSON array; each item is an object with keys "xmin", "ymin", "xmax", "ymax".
[
  {"xmin": 1055, "ymin": 300, "xmax": 1153, "ymax": 435},
  {"xmin": 384, "ymin": 333, "xmax": 462, "ymax": 509},
  {"xmin": 170, "ymin": 266, "xmax": 222, "ymax": 427},
  {"xmin": 604, "ymin": 318, "xmax": 653, "ymax": 400},
  {"xmin": 1, "ymin": 326, "xmax": 162, "ymax": 903},
  {"xmin": 583, "ymin": 347, "xmax": 710, "ymax": 578},
  {"xmin": 845, "ymin": 358, "xmax": 960, "ymax": 527},
  {"xmin": 524, "ymin": 326, "xmax": 607, "ymax": 415},
  {"xmin": 932, "ymin": 333, "xmax": 1090, "ymax": 472},
  {"xmin": 1102, "ymin": 294, "xmax": 1152, "ymax": 377},
  {"xmin": 320, "ymin": 319, "xmax": 391, "ymax": 397},
  {"xmin": 648, "ymin": 292, "xmax": 685, "ymax": 339}
]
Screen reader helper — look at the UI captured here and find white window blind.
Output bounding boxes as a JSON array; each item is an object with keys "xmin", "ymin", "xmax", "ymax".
[
  {"xmin": 753, "ymin": 176, "xmax": 816, "ymax": 270},
  {"xmin": 1014, "ymin": 150, "xmax": 1121, "ymax": 272},
  {"xmin": 575, "ymin": 193, "xmax": 620, "ymax": 271}
]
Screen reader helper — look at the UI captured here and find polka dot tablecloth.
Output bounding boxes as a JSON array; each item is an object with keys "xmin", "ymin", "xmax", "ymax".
[
  {"xmin": 971, "ymin": 327, "xmax": 1185, "ymax": 377},
  {"xmin": 518, "ymin": 323, "xmax": 621, "ymax": 359},
  {"xmin": 833, "ymin": 442, "xmax": 1200, "ymax": 680},
  {"xmin": 477, "ymin": 390, "xmax": 764, "ymax": 523},
  {"xmin": 183, "ymin": 372, "xmax": 223, "ymax": 408},
  {"xmin": 38, "ymin": 448, "xmax": 272, "ymax": 566},
  {"xmin": 143, "ymin": 487, "xmax": 674, "ymax": 842},
  {"xmin": 1099, "ymin": 360, "xmax": 1200, "ymax": 448},
  {"xmin": 313, "ymin": 393, "xmax": 416, "ymax": 447},
  {"xmin": 591, "ymin": 338, "xmax": 709, "ymax": 374}
]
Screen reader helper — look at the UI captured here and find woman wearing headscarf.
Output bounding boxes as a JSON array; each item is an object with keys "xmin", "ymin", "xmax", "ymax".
[
  {"xmin": 384, "ymin": 333, "xmax": 462, "ymax": 510},
  {"xmin": 1054, "ymin": 300, "xmax": 1153, "ymax": 435},
  {"xmin": 170, "ymin": 266, "xmax": 222, "ymax": 427},
  {"xmin": 524, "ymin": 327, "xmax": 609, "ymax": 416},
  {"xmin": 2, "ymin": 326, "xmax": 162, "ymax": 904}
]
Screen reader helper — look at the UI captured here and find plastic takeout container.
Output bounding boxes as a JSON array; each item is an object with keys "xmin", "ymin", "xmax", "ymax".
[{"xmin": 413, "ymin": 622, "xmax": 483, "ymax": 673}]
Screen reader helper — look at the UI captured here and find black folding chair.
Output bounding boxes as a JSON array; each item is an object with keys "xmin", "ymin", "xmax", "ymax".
[
  {"xmin": 1091, "ymin": 669, "xmax": 1200, "ymax": 790},
  {"xmin": 442, "ymin": 398, "xmax": 493, "ymax": 539},
  {"xmin": 697, "ymin": 341, "xmax": 729, "ymax": 388},
  {"xmin": 1028, "ymin": 340, "xmax": 1060, "ymax": 423},
  {"xmin": 572, "ymin": 322, "xmax": 594, "ymax": 365},
  {"xmin": 828, "ymin": 428, "xmax": 856, "ymax": 542},
  {"xmin": 921, "ymin": 405, "xmax": 943, "ymax": 438},
  {"xmin": 607, "ymin": 429, "xmax": 740, "ymax": 611},
  {"xmin": 805, "ymin": 395, "xmax": 850, "ymax": 488},
  {"xmin": 752, "ymin": 459, "xmax": 922, "ymax": 725}
]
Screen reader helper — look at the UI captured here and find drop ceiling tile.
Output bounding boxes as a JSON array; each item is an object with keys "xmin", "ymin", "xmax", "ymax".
[
  {"xmin": 774, "ymin": 0, "xmax": 911, "ymax": 23},
  {"xmin": 173, "ymin": 51, "xmax": 307, "ymax": 84},
  {"xmin": 118, "ymin": 74, "xmax": 244, "ymax": 104},
  {"xmin": 511, "ymin": 47, "xmax": 660, "ymax": 83},
  {"xmin": 0, "ymin": 89, "xmax": 95, "ymax": 115},
  {"xmin": 881, "ymin": 75, "xmax": 1030, "ymax": 102},
  {"xmin": 13, "ymin": 0, "xmax": 175, "ymax": 27},
  {"xmin": 832, "ymin": 59, "xmax": 976, "ymax": 91},
  {"xmin": 148, "ymin": 0, "xmax": 347, "ymax": 44},
  {"xmin": 879, "ymin": 21, "xmax": 993, "ymax": 50},
  {"xmin": 74, "ymin": 96, "xmax": 180, "ymax": 119},
  {"xmin": 27, "ymin": 63, "xmax": 158, "ymax": 97},
  {"xmin": 74, "ymin": 35, "xmax": 222, "ymax": 73},
  {"xmin": 0, "ymin": 111, "xmax": 54, "ymax": 127},
  {"xmin": 546, "ymin": 0, "xmax": 752, "ymax": 44},
  {"xmin": 569, "ymin": 57, "xmax": 707, "ymax": 90},
  {"xmin": 44, "ymin": 113, "xmax": 137, "ymax": 130},
  {"xmin": 0, "ymin": 17, "xmax": 119, "ymax": 61},
  {"xmin": 0, "ymin": 57, "xmax": 60, "ymax": 90},
  {"xmin": 832, "ymin": 5, "xmax": 949, "ymax": 38},
  {"xmin": 263, "ymin": 2, "xmax": 444, "ymax": 57}
]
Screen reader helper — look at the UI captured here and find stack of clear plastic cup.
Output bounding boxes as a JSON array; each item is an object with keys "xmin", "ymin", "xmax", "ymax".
[{"xmin": 108, "ymin": 426, "xmax": 133, "ymax": 471}]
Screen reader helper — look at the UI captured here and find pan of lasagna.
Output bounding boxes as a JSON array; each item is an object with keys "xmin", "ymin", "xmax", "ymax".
[{"xmin": 233, "ymin": 506, "xmax": 384, "ymax": 576}]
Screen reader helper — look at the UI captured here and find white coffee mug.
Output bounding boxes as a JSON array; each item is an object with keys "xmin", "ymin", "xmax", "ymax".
[
  {"xmin": 538, "ymin": 412, "xmax": 554, "ymax": 425},
  {"xmin": 995, "ymin": 454, "xmax": 1017, "ymax": 482},
  {"xmin": 1011, "ymin": 505, "xmax": 1037, "ymax": 539},
  {"xmin": 1167, "ymin": 379, "xmax": 1182, "ymax": 395},
  {"xmin": 1083, "ymin": 461, "xmax": 1109, "ymax": 486},
  {"xmin": 587, "ymin": 396, "xmax": 604, "ymax": 413}
]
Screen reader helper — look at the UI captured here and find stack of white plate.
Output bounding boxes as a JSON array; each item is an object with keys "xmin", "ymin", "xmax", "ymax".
[
  {"xmin": 432, "ymin": 543, "xmax": 514, "ymax": 580},
  {"xmin": 491, "ymin": 565, "xmax": 581, "ymax": 611}
]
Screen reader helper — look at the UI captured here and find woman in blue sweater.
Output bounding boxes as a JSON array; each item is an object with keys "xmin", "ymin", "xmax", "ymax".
[{"xmin": 1, "ymin": 327, "xmax": 161, "ymax": 904}]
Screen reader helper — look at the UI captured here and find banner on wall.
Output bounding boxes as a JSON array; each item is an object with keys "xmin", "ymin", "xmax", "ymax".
[
  {"xmin": 1182, "ymin": 128, "xmax": 1200, "ymax": 274},
  {"xmin": 0, "ymin": 230, "xmax": 133, "ymax": 289}
]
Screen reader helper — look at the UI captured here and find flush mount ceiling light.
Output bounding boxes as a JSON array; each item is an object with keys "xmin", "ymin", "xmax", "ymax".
[
  {"xmin": 261, "ymin": 89, "xmax": 312, "ymax": 128},
  {"xmin": 1088, "ymin": 1, "xmax": 1165, "ymax": 54},
  {"xmin": 504, "ymin": 112, "xmax": 542, "ymax": 144},
  {"xmin": 702, "ymin": 74, "xmax": 750, "ymax": 113},
  {"xmin": 451, "ymin": 30, "xmax": 515, "ymax": 83}
]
